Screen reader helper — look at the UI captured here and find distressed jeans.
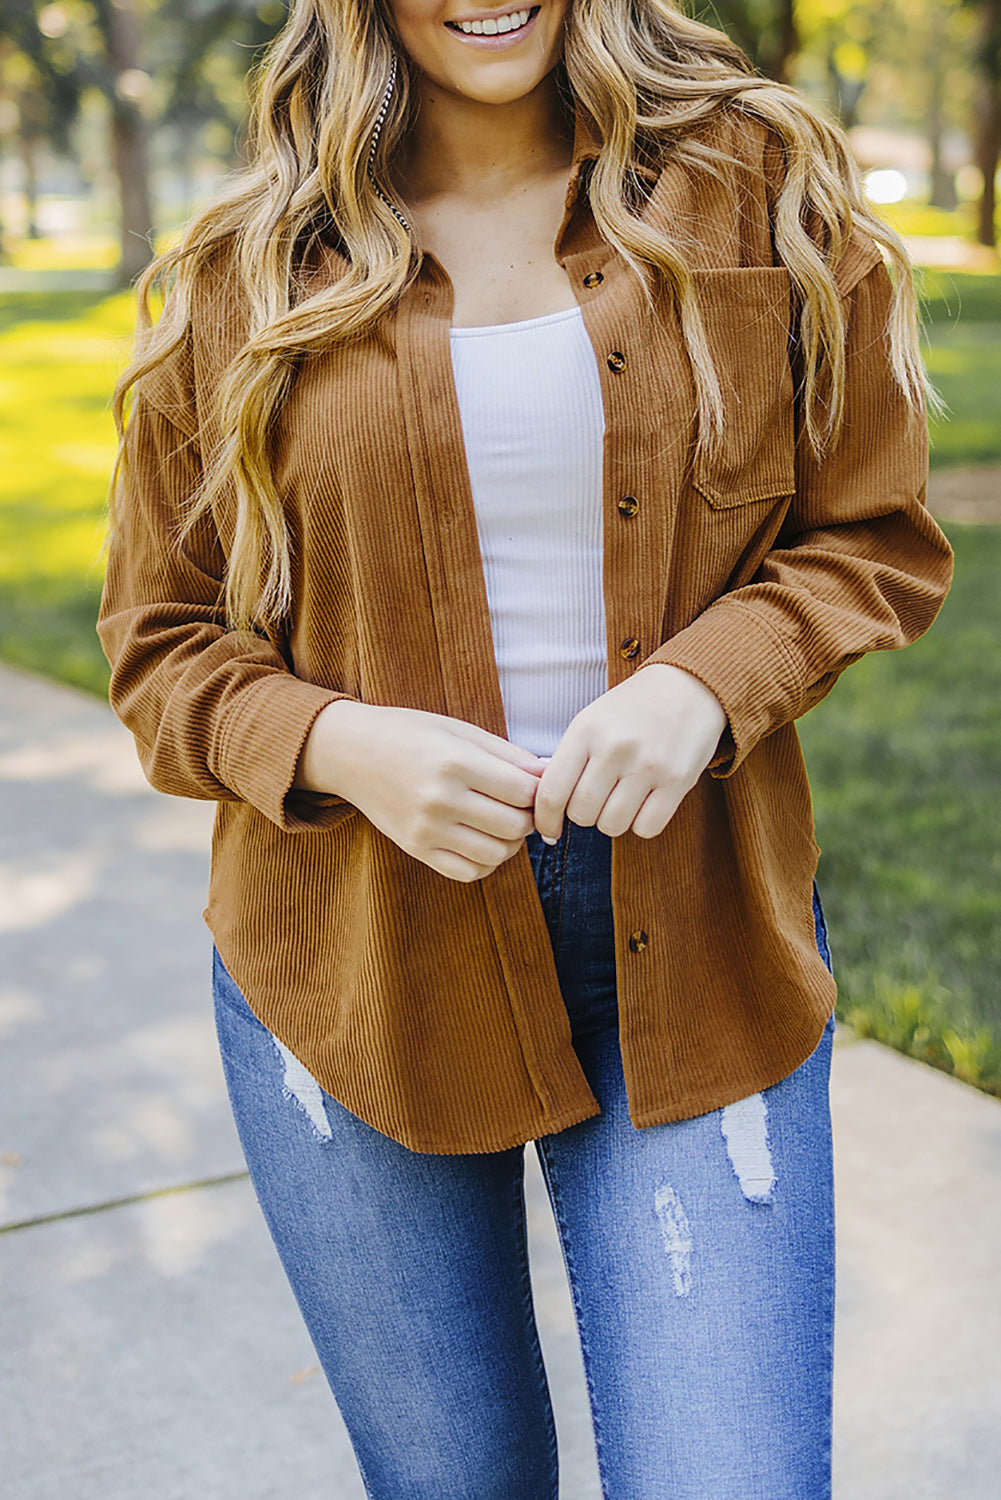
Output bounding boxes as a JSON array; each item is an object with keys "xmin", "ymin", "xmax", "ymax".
[{"xmin": 212, "ymin": 819, "xmax": 836, "ymax": 1500}]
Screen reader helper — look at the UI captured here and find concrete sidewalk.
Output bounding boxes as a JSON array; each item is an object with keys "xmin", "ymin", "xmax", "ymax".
[{"xmin": 1, "ymin": 660, "xmax": 998, "ymax": 1499}]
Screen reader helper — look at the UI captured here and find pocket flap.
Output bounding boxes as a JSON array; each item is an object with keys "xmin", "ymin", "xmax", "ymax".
[{"xmin": 690, "ymin": 268, "xmax": 797, "ymax": 509}]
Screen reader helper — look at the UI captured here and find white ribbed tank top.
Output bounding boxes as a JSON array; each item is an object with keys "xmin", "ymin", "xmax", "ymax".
[{"xmin": 449, "ymin": 305, "xmax": 607, "ymax": 758}]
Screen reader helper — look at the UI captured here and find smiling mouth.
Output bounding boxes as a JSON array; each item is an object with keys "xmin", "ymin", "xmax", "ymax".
[{"xmin": 445, "ymin": 6, "xmax": 541, "ymax": 38}]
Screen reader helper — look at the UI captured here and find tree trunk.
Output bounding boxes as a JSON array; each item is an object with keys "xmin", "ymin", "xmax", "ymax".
[
  {"xmin": 974, "ymin": 84, "xmax": 1000, "ymax": 244},
  {"xmin": 927, "ymin": 14, "xmax": 957, "ymax": 209},
  {"xmin": 106, "ymin": 0, "xmax": 154, "ymax": 285},
  {"xmin": 20, "ymin": 132, "xmax": 40, "ymax": 238},
  {"xmin": 770, "ymin": 0, "xmax": 800, "ymax": 84},
  {"xmin": 111, "ymin": 103, "xmax": 153, "ymax": 281},
  {"xmin": 972, "ymin": 0, "xmax": 1001, "ymax": 247}
]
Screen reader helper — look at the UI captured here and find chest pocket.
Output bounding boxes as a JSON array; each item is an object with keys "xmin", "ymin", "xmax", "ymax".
[{"xmin": 690, "ymin": 267, "xmax": 797, "ymax": 510}]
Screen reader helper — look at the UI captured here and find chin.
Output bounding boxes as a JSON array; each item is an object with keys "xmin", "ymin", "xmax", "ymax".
[
  {"xmin": 435, "ymin": 56, "xmax": 558, "ymax": 105},
  {"xmin": 456, "ymin": 75, "xmax": 545, "ymax": 104}
]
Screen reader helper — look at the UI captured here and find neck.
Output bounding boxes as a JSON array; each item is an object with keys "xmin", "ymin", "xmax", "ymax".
[{"xmin": 396, "ymin": 74, "xmax": 573, "ymax": 204}]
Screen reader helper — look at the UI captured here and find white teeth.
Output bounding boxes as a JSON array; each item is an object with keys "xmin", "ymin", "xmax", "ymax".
[{"xmin": 456, "ymin": 8, "xmax": 531, "ymax": 35}]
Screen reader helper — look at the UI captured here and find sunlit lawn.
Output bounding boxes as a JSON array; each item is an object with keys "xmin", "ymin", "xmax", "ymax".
[
  {"xmin": 6, "ymin": 234, "xmax": 120, "ymax": 273},
  {"xmin": 0, "ymin": 290, "xmax": 134, "ymax": 693},
  {"xmin": 916, "ymin": 269, "xmax": 1001, "ymax": 470},
  {"xmin": 878, "ymin": 197, "xmax": 980, "ymax": 241},
  {"xmin": 0, "ymin": 267, "xmax": 999, "ymax": 1095},
  {"xmin": 800, "ymin": 522, "xmax": 1001, "ymax": 1096}
]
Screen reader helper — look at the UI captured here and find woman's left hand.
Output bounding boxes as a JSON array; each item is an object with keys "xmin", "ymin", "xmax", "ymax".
[{"xmin": 531, "ymin": 664, "xmax": 728, "ymax": 842}]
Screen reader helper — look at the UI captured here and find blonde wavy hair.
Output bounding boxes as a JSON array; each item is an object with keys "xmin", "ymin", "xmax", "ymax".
[{"xmin": 111, "ymin": 0, "xmax": 929, "ymax": 632}]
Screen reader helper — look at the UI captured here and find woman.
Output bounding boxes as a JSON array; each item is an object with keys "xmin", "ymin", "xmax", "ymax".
[{"xmin": 98, "ymin": 0, "xmax": 954, "ymax": 1494}]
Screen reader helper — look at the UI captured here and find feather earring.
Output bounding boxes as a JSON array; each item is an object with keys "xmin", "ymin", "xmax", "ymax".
[{"xmin": 367, "ymin": 53, "xmax": 412, "ymax": 234}]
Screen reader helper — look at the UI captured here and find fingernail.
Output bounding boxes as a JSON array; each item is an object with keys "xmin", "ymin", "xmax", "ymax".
[{"xmin": 541, "ymin": 835, "xmax": 558, "ymax": 846}]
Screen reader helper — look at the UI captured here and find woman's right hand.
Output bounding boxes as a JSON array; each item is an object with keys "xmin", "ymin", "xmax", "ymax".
[{"xmin": 294, "ymin": 700, "xmax": 546, "ymax": 883}]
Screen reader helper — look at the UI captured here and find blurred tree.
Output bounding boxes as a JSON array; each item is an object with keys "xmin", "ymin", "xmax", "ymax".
[
  {"xmin": 794, "ymin": 0, "xmax": 886, "ymax": 128},
  {"xmin": 0, "ymin": 4, "xmax": 82, "ymax": 254},
  {"xmin": 792, "ymin": 0, "xmax": 975, "ymax": 212},
  {"xmin": 927, "ymin": 0, "xmax": 960, "ymax": 206},
  {"xmin": 968, "ymin": 0, "xmax": 1001, "ymax": 244},
  {"xmin": 0, "ymin": 0, "xmax": 285, "ymax": 278},
  {"xmin": 0, "ymin": 0, "xmax": 153, "ymax": 281},
  {"xmin": 93, "ymin": 0, "xmax": 155, "ymax": 281},
  {"xmin": 694, "ymin": 0, "xmax": 801, "ymax": 79},
  {"xmin": 149, "ymin": 0, "xmax": 283, "ymax": 216}
]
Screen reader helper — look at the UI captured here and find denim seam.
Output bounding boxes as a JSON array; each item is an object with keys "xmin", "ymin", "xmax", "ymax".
[
  {"xmin": 812, "ymin": 879, "xmax": 834, "ymax": 975},
  {"xmin": 535, "ymin": 840, "xmax": 557, "ymax": 928},
  {"xmin": 354, "ymin": 1453, "xmax": 377, "ymax": 1500},
  {"xmin": 535, "ymin": 1137, "xmax": 612, "ymax": 1500},
  {"xmin": 819, "ymin": 1157, "xmax": 836, "ymax": 1498},
  {"xmin": 553, "ymin": 823, "xmax": 571, "ymax": 953},
  {"xmin": 510, "ymin": 1161, "xmax": 560, "ymax": 1494}
]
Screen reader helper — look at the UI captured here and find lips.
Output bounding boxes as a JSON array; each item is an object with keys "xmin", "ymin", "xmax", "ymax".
[{"xmin": 445, "ymin": 5, "xmax": 540, "ymax": 40}]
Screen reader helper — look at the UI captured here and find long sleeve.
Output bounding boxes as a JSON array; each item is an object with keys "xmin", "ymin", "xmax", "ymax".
[
  {"xmin": 638, "ymin": 256, "xmax": 954, "ymax": 775},
  {"xmin": 97, "ymin": 356, "xmax": 357, "ymax": 833}
]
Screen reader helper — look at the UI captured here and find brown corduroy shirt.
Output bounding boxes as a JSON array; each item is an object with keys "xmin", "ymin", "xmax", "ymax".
[{"xmin": 97, "ymin": 106, "xmax": 954, "ymax": 1153}]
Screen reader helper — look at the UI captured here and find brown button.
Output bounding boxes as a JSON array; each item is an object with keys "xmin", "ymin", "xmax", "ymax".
[
  {"xmin": 583, "ymin": 271, "xmax": 604, "ymax": 289},
  {"xmin": 607, "ymin": 350, "xmax": 627, "ymax": 372},
  {"xmin": 617, "ymin": 495, "xmax": 639, "ymax": 518},
  {"xmin": 628, "ymin": 930, "xmax": 649, "ymax": 954},
  {"xmin": 619, "ymin": 637, "xmax": 640, "ymax": 659}
]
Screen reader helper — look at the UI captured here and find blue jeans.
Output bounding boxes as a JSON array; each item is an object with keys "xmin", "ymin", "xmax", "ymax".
[{"xmin": 213, "ymin": 820, "xmax": 836, "ymax": 1499}]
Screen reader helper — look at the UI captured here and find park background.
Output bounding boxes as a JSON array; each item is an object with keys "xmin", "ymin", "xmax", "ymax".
[
  {"xmin": 1, "ymin": 0, "xmax": 999, "ymax": 1095},
  {"xmin": 1, "ymin": 3, "xmax": 1000, "ymax": 1496}
]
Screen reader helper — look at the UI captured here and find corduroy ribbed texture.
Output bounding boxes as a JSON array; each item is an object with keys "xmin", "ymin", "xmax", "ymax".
[{"xmin": 97, "ymin": 104, "xmax": 955, "ymax": 1154}]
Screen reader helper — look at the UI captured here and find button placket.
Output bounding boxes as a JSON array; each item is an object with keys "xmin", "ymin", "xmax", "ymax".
[
  {"xmin": 606, "ymin": 338, "xmax": 639, "ymax": 674},
  {"xmin": 574, "ymin": 259, "xmax": 662, "ymax": 698}
]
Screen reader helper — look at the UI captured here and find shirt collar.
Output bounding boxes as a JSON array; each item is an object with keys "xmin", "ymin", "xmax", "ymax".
[{"xmin": 565, "ymin": 98, "xmax": 602, "ymax": 213}]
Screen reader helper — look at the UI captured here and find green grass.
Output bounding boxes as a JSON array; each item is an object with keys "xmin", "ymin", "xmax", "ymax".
[
  {"xmin": 5, "ymin": 234, "xmax": 119, "ymax": 273},
  {"xmin": 0, "ymin": 290, "xmax": 133, "ymax": 695},
  {"xmin": 801, "ymin": 520, "xmax": 1001, "ymax": 1094},
  {"xmin": 927, "ymin": 325, "xmax": 1001, "ymax": 469},
  {"xmin": 918, "ymin": 268, "xmax": 1001, "ymax": 323},
  {"xmin": 915, "ymin": 271, "xmax": 1001, "ymax": 469},
  {"xmin": 879, "ymin": 198, "xmax": 978, "ymax": 241}
]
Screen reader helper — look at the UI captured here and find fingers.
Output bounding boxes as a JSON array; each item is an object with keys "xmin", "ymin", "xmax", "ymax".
[
  {"xmin": 446, "ymin": 717, "xmax": 547, "ymax": 775},
  {"xmin": 433, "ymin": 824, "xmax": 524, "ymax": 879},
  {"xmin": 464, "ymin": 750, "xmax": 544, "ymax": 810},
  {"xmin": 589, "ymin": 774, "xmax": 653, "ymax": 838},
  {"xmin": 564, "ymin": 760, "xmax": 625, "ymax": 832},
  {"xmin": 532, "ymin": 741, "xmax": 588, "ymax": 842},
  {"xmin": 448, "ymin": 824, "xmax": 524, "ymax": 864},
  {"xmin": 430, "ymin": 849, "xmax": 496, "ymax": 883},
  {"xmin": 456, "ymin": 791, "xmax": 537, "ymax": 842},
  {"xmin": 629, "ymin": 786, "xmax": 680, "ymax": 840}
]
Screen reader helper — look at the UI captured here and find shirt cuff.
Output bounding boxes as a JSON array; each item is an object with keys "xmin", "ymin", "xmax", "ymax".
[
  {"xmin": 218, "ymin": 673, "xmax": 360, "ymax": 831},
  {"xmin": 637, "ymin": 600, "xmax": 802, "ymax": 778}
]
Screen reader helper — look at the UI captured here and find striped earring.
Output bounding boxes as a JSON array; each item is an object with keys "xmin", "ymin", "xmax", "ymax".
[{"xmin": 367, "ymin": 53, "xmax": 412, "ymax": 234}]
